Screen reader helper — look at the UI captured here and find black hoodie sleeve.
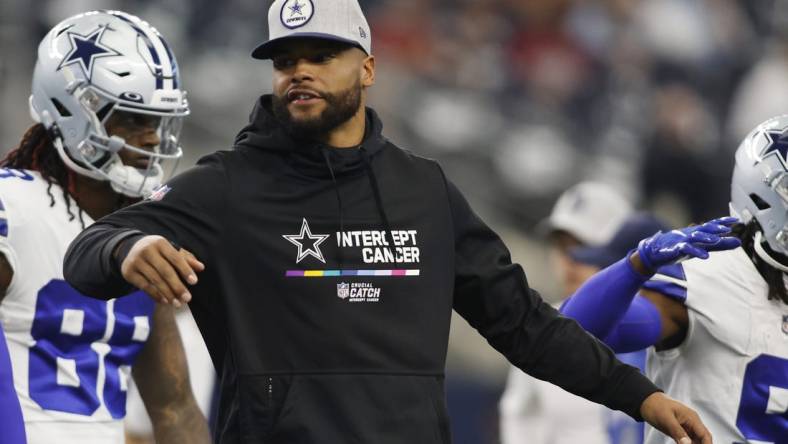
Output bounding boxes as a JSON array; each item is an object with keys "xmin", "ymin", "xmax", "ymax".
[
  {"xmin": 445, "ymin": 179, "xmax": 659, "ymax": 421},
  {"xmin": 64, "ymin": 153, "xmax": 229, "ymax": 300}
]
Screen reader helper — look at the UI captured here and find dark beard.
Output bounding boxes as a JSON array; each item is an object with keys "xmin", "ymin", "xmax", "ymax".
[{"xmin": 271, "ymin": 81, "xmax": 362, "ymax": 141}]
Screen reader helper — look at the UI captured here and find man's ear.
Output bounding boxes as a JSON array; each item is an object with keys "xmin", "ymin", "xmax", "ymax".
[{"xmin": 361, "ymin": 55, "xmax": 375, "ymax": 87}]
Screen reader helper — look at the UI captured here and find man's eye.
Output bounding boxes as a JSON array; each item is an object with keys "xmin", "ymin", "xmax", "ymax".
[
  {"xmin": 273, "ymin": 58, "xmax": 295, "ymax": 69},
  {"xmin": 311, "ymin": 54, "xmax": 335, "ymax": 63}
]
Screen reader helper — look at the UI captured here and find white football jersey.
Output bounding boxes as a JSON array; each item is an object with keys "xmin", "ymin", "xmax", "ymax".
[
  {"xmin": 646, "ymin": 248, "xmax": 788, "ymax": 444},
  {"xmin": 500, "ymin": 366, "xmax": 610, "ymax": 444},
  {"xmin": 0, "ymin": 169, "xmax": 154, "ymax": 444},
  {"xmin": 499, "ymin": 306, "xmax": 645, "ymax": 444}
]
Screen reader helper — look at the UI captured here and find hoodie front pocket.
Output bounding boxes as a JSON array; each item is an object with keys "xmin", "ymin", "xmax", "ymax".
[{"xmin": 238, "ymin": 374, "xmax": 295, "ymax": 442}]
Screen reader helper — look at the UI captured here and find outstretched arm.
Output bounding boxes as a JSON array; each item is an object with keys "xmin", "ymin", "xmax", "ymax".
[
  {"xmin": 560, "ymin": 217, "xmax": 740, "ymax": 352},
  {"xmin": 445, "ymin": 178, "xmax": 714, "ymax": 443},
  {"xmin": 64, "ymin": 154, "xmax": 228, "ymax": 303},
  {"xmin": 132, "ymin": 304, "xmax": 210, "ymax": 444}
]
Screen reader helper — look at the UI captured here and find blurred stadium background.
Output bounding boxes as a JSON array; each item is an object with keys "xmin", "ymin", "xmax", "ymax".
[{"xmin": 2, "ymin": 1, "xmax": 787, "ymax": 443}]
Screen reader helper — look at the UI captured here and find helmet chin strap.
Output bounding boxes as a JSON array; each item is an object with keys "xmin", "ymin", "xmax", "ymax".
[
  {"xmin": 106, "ymin": 162, "xmax": 163, "ymax": 197},
  {"xmin": 753, "ymin": 231, "xmax": 788, "ymax": 272},
  {"xmin": 55, "ymin": 137, "xmax": 163, "ymax": 198}
]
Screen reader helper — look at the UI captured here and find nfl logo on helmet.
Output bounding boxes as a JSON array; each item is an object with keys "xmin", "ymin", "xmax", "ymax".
[{"xmin": 337, "ymin": 283, "xmax": 349, "ymax": 299}]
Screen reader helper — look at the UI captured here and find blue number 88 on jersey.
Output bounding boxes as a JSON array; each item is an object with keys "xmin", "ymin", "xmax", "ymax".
[{"xmin": 28, "ymin": 279, "xmax": 153, "ymax": 418}]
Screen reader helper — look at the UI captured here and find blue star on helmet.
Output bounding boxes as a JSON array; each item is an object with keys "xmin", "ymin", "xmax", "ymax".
[
  {"xmin": 762, "ymin": 129, "xmax": 788, "ymax": 170},
  {"xmin": 288, "ymin": 0, "xmax": 306, "ymax": 16},
  {"xmin": 57, "ymin": 26, "xmax": 121, "ymax": 80}
]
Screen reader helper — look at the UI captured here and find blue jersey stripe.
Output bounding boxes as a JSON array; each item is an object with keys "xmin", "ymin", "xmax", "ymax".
[{"xmin": 0, "ymin": 218, "xmax": 8, "ymax": 238}]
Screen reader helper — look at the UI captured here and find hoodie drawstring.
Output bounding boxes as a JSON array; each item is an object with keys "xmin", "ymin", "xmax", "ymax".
[
  {"xmin": 360, "ymin": 147, "xmax": 394, "ymax": 248},
  {"xmin": 321, "ymin": 147, "xmax": 345, "ymax": 267}
]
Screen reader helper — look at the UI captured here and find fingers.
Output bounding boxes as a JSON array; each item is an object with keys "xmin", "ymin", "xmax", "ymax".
[
  {"xmin": 680, "ymin": 408, "xmax": 712, "ymax": 444},
  {"xmin": 708, "ymin": 216, "xmax": 738, "ymax": 226},
  {"xmin": 136, "ymin": 260, "xmax": 184, "ymax": 307},
  {"xmin": 687, "ymin": 231, "xmax": 718, "ymax": 244},
  {"xmin": 120, "ymin": 236, "xmax": 204, "ymax": 306},
  {"xmin": 695, "ymin": 216, "xmax": 738, "ymax": 234},
  {"xmin": 661, "ymin": 398, "xmax": 712, "ymax": 444},
  {"xmin": 701, "ymin": 236, "xmax": 741, "ymax": 252},
  {"xmin": 182, "ymin": 248, "xmax": 205, "ymax": 273},
  {"xmin": 160, "ymin": 245, "xmax": 202, "ymax": 286},
  {"xmin": 660, "ymin": 411, "xmax": 692, "ymax": 444},
  {"xmin": 686, "ymin": 421, "xmax": 712, "ymax": 444},
  {"xmin": 695, "ymin": 223, "xmax": 731, "ymax": 236},
  {"xmin": 126, "ymin": 271, "xmax": 166, "ymax": 304},
  {"xmin": 678, "ymin": 243, "xmax": 709, "ymax": 260},
  {"xmin": 683, "ymin": 226, "xmax": 741, "ymax": 254},
  {"xmin": 719, "ymin": 236, "xmax": 742, "ymax": 249}
]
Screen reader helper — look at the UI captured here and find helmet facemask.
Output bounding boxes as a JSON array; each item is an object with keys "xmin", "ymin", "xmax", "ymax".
[{"xmin": 48, "ymin": 68, "xmax": 186, "ymax": 198}]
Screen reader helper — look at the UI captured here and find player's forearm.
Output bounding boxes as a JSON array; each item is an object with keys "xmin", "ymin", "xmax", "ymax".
[
  {"xmin": 560, "ymin": 256, "xmax": 649, "ymax": 338},
  {"xmin": 600, "ymin": 296, "xmax": 663, "ymax": 352},
  {"xmin": 136, "ymin": 305, "xmax": 211, "ymax": 444},
  {"xmin": 149, "ymin": 399, "xmax": 211, "ymax": 444},
  {"xmin": 63, "ymin": 223, "xmax": 143, "ymax": 299}
]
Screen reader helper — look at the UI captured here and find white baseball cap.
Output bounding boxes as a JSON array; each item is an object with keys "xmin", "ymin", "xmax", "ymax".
[
  {"xmin": 541, "ymin": 182, "xmax": 633, "ymax": 246},
  {"xmin": 252, "ymin": 0, "xmax": 372, "ymax": 60}
]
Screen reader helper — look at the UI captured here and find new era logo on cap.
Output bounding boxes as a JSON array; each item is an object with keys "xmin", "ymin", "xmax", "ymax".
[{"xmin": 252, "ymin": 0, "xmax": 372, "ymax": 59}]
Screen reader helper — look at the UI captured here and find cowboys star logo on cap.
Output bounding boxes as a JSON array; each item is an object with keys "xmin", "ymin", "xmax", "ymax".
[
  {"xmin": 57, "ymin": 25, "xmax": 121, "ymax": 80},
  {"xmin": 253, "ymin": 0, "xmax": 372, "ymax": 59},
  {"xmin": 280, "ymin": 0, "xmax": 315, "ymax": 29}
]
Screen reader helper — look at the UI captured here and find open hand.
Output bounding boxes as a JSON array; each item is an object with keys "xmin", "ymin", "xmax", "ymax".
[
  {"xmin": 119, "ymin": 235, "xmax": 204, "ymax": 306},
  {"xmin": 636, "ymin": 216, "xmax": 740, "ymax": 272},
  {"xmin": 640, "ymin": 392, "xmax": 712, "ymax": 444}
]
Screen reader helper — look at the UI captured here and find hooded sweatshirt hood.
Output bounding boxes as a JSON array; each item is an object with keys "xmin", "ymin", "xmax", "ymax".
[
  {"xmin": 232, "ymin": 95, "xmax": 394, "ymax": 264},
  {"xmin": 233, "ymin": 95, "xmax": 388, "ymax": 179}
]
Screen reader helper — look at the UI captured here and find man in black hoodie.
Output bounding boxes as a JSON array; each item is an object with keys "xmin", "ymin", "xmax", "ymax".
[{"xmin": 64, "ymin": 1, "xmax": 718, "ymax": 443}]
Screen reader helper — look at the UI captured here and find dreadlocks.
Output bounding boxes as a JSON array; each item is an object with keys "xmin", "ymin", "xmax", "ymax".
[
  {"xmin": 1, "ymin": 123, "xmax": 85, "ymax": 227},
  {"xmin": 732, "ymin": 221, "xmax": 788, "ymax": 304}
]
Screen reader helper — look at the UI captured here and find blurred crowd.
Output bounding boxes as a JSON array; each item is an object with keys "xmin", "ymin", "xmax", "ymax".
[
  {"xmin": 2, "ymin": 1, "xmax": 787, "ymax": 443},
  {"xmin": 364, "ymin": 0, "xmax": 788, "ymax": 228},
  {"xmin": 3, "ymin": 0, "xmax": 788, "ymax": 227}
]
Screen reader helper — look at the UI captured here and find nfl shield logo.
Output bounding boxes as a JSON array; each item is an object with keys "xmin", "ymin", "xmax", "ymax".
[
  {"xmin": 337, "ymin": 282, "xmax": 350, "ymax": 299},
  {"xmin": 783, "ymin": 315, "xmax": 788, "ymax": 335},
  {"xmin": 147, "ymin": 184, "xmax": 172, "ymax": 201}
]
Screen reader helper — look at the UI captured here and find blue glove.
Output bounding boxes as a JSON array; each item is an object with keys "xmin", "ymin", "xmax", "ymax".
[{"xmin": 636, "ymin": 216, "xmax": 741, "ymax": 271}]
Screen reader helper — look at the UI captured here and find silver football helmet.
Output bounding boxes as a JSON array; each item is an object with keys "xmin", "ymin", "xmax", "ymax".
[
  {"xmin": 29, "ymin": 10, "xmax": 189, "ymax": 197},
  {"xmin": 731, "ymin": 115, "xmax": 788, "ymax": 271}
]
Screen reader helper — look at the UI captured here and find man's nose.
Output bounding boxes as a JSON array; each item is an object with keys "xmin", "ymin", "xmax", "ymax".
[
  {"xmin": 138, "ymin": 128, "xmax": 160, "ymax": 150},
  {"xmin": 291, "ymin": 59, "xmax": 316, "ymax": 83}
]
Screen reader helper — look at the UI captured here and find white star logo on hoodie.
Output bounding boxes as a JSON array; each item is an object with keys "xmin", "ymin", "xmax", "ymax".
[{"xmin": 283, "ymin": 218, "xmax": 330, "ymax": 264}]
